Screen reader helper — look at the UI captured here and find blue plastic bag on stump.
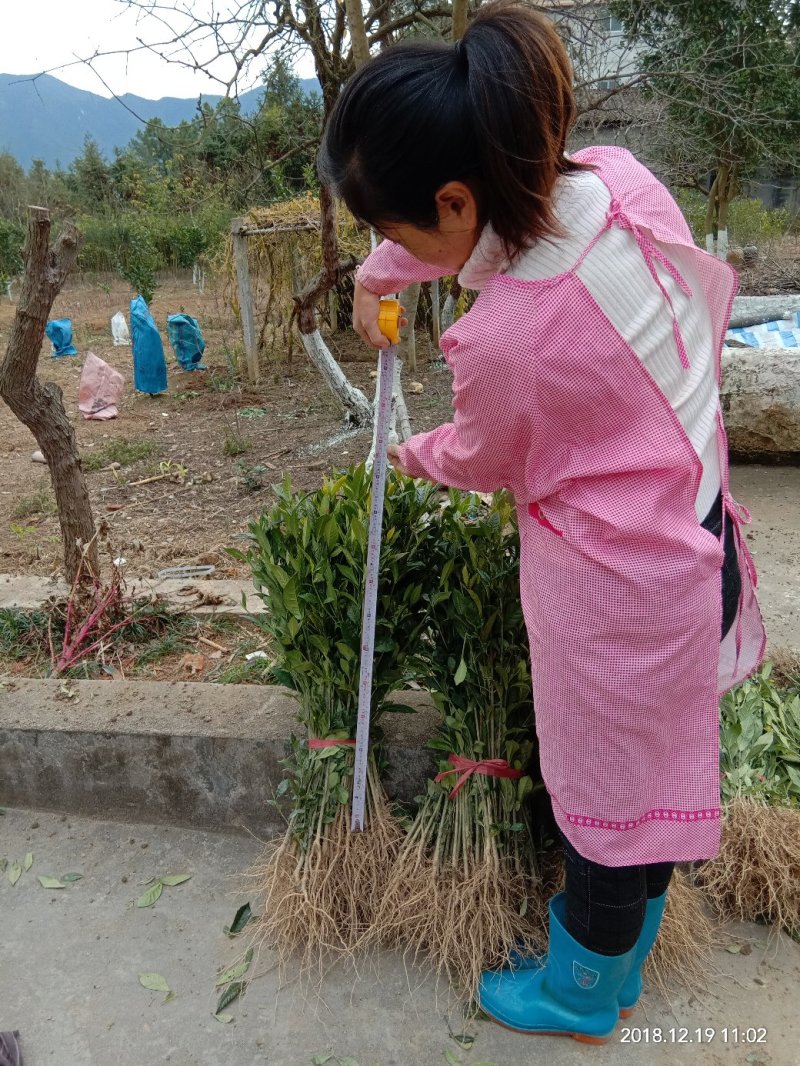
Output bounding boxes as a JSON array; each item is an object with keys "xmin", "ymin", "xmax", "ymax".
[
  {"xmin": 130, "ymin": 296, "xmax": 167, "ymax": 395},
  {"xmin": 45, "ymin": 319, "xmax": 78, "ymax": 357},
  {"xmin": 167, "ymin": 313, "xmax": 207, "ymax": 371}
]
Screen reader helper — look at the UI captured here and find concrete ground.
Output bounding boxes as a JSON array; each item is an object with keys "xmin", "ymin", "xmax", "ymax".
[{"xmin": 1, "ymin": 808, "xmax": 797, "ymax": 1066}]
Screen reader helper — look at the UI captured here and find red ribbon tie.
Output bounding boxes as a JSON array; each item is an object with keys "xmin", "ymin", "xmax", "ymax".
[{"xmin": 434, "ymin": 753, "xmax": 522, "ymax": 799}]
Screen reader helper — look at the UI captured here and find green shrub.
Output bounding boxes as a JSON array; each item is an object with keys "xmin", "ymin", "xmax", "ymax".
[
  {"xmin": 720, "ymin": 663, "xmax": 800, "ymax": 806},
  {"xmin": 675, "ymin": 190, "xmax": 792, "ymax": 248},
  {"xmin": 0, "ymin": 218, "xmax": 24, "ymax": 280}
]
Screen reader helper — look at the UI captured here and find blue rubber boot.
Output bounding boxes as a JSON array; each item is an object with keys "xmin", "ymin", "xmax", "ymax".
[
  {"xmin": 478, "ymin": 893, "xmax": 636, "ymax": 1043},
  {"xmin": 618, "ymin": 890, "xmax": 668, "ymax": 1018}
]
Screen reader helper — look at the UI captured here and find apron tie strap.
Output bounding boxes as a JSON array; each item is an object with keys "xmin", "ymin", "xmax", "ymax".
[{"xmin": 608, "ymin": 199, "xmax": 693, "ymax": 371}]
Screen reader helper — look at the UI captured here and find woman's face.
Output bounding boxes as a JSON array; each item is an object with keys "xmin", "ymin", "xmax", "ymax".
[{"xmin": 375, "ymin": 181, "xmax": 481, "ymax": 272}]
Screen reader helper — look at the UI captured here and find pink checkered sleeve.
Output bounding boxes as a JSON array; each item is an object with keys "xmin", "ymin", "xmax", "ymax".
[
  {"xmin": 397, "ymin": 338, "xmax": 523, "ymax": 492},
  {"xmin": 356, "ymin": 239, "xmax": 448, "ymax": 295}
]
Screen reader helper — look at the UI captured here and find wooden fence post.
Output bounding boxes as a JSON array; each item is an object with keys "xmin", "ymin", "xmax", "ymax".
[{"xmin": 231, "ymin": 219, "xmax": 258, "ymax": 383}]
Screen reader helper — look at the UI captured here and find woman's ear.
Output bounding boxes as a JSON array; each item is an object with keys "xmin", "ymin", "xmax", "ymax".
[{"xmin": 434, "ymin": 181, "xmax": 479, "ymax": 230}]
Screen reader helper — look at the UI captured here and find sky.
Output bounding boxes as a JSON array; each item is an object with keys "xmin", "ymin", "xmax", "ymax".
[{"xmin": 0, "ymin": 0, "xmax": 315, "ymax": 99}]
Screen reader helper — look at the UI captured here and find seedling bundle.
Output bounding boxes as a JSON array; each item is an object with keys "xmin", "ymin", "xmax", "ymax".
[{"xmin": 231, "ymin": 468, "xmax": 449, "ymax": 967}]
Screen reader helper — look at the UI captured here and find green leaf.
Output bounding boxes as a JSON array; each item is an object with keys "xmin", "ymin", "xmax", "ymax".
[
  {"xmin": 61, "ymin": 873, "xmax": 83, "ymax": 882},
  {"xmin": 338, "ymin": 1058, "xmax": 360, "ymax": 1066},
  {"xmin": 216, "ymin": 980, "xmax": 246, "ymax": 1014},
  {"xmin": 138, "ymin": 972, "xmax": 171, "ymax": 992},
  {"xmin": 445, "ymin": 1052, "xmax": 461, "ymax": 1066},
  {"xmin": 449, "ymin": 1033, "xmax": 474, "ymax": 1048},
  {"xmin": 136, "ymin": 881, "xmax": 164, "ymax": 907},
  {"xmin": 216, "ymin": 947, "xmax": 254, "ymax": 986},
  {"xmin": 38, "ymin": 875, "xmax": 65, "ymax": 889},
  {"xmin": 163, "ymin": 990, "xmax": 176, "ymax": 1003},
  {"xmin": 224, "ymin": 902, "xmax": 253, "ymax": 937},
  {"xmin": 23, "ymin": 852, "xmax": 33, "ymax": 872},
  {"xmin": 8, "ymin": 862, "xmax": 22, "ymax": 886},
  {"xmin": 725, "ymin": 943, "xmax": 742, "ymax": 954},
  {"xmin": 214, "ymin": 1013, "xmax": 234, "ymax": 1024},
  {"xmin": 282, "ymin": 577, "xmax": 302, "ymax": 620},
  {"xmin": 311, "ymin": 1056, "xmax": 334, "ymax": 1066},
  {"xmin": 453, "ymin": 657, "xmax": 467, "ymax": 686},
  {"xmin": 160, "ymin": 874, "xmax": 192, "ymax": 887}
]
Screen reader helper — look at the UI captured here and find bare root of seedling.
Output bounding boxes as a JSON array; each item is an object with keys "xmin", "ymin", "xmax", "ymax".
[
  {"xmin": 366, "ymin": 790, "xmax": 548, "ymax": 1000},
  {"xmin": 645, "ymin": 867, "xmax": 714, "ymax": 998},
  {"xmin": 695, "ymin": 798, "xmax": 800, "ymax": 937},
  {"xmin": 244, "ymin": 769, "xmax": 403, "ymax": 977},
  {"xmin": 369, "ymin": 850, "xmax": 546, "ymax": 1001}
]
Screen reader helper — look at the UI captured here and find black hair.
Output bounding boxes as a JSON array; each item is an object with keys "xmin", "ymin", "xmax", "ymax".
[{"xmin": 318, "ymin": 0, "xmax": 589, "ymax": 256}]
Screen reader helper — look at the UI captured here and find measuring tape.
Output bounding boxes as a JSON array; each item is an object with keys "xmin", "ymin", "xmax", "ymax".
[{"xmin": 351, "ymin": 298, "xmax": 401, "ymax": 832}]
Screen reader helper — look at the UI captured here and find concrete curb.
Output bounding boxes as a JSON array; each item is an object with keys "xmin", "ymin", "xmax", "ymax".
[
  {"xmin": 0, "ymin": 679, "xmax": 438, "ymax": 834},
  {"xmin": 0, "ymin": 574, "xmax": 263, "ymax": 618}
]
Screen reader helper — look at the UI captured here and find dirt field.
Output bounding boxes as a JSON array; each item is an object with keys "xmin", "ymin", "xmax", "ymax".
[
  {"xmin": 0, "ymin": 272, "xmax": 454, "ymax": 581},
  {"xmin": 0, "ymin": 264, "xmax": 798, "ymax": 633}
]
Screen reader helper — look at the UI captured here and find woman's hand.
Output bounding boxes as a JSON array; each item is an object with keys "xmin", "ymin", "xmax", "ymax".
[
  {"xmin": 353, "ymin": 279, "xmax": 406, "ymax": 348},
  {"xmin": 387, "ymin": 444, "xmax": 411, "ymax": 476}
]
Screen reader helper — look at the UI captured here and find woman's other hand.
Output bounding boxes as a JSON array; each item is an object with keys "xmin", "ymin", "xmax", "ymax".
[{"xmin": 387, "ymin": 444, "xmax": 410, "ymax": 476}]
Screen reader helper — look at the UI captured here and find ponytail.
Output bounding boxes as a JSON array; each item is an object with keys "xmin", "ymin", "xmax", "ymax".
[{"xmin": 319, "ymin": 0, "xmax": 589, "ymax": 256}]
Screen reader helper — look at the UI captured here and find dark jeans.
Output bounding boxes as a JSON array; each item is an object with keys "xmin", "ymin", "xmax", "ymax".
[
  {"xmin": 560, "ymin": 491, "xmax": 740, "ymax": 956},
  {"xmin": 701, "ymin": 490, "xmax": 742, "ymax": 640}
]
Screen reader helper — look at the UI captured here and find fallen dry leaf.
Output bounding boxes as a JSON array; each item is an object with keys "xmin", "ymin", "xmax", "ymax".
[{"xmin": 180, "ymin": 653, "xmax": 207, "ymax": 676}]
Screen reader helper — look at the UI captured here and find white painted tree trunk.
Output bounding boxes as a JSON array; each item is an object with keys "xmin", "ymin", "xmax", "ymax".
[
  {"xmin": 717, "ymin": 229, "xmax": 729, "ymax": 261},
  {"xmin": 365, "ymin": 357, "xmax": 413, "ymax": 469},
  {"xmin": 442, "ymin": 293, "xmax": 457, "ymax": 332},
  {"xmin": 300, "ymin": 330, "xmax": 373, "ymax": 426},
  {"xmin": 721, "ymin": 346, "xmax": 800, "ymax": 456},
  {"xmin": 394, "ymin": 360, "xmax": 413, "ymax": 442},
  {"xmin": 729, "ymin": 296, "xmax": 800, "ymax": 328}
]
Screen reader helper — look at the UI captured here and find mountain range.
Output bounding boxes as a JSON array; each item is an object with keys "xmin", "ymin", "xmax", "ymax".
[{"xmin": 0, "ymin": 72, "xmax": 320, "ymax": 169}]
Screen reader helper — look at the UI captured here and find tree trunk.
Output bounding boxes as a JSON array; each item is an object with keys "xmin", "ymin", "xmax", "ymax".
[
  {"xmin": 345, "ymin": 0, "xmax": 371, "ymax": 67},
  {"xmin": 452, "ymin": 0, "xmax": 469, "ymax": 40},
  {"xmin": 0, "ymin": 207, "xmax": 98, "ymax": 583},
  {"xmin": 430, "ymin": 279, "xmax": 441, "ymax": 348},
  {"xmin": 716, "ymin": 165, "xmax": 737, "ymax": 262},
  {"xmin": 294, "ymin": 186, "xmax": 374, "ymax": 425},
  {"xmin": 705, "ymin": 170, "xmax": 720, "ymax": 256},
  {"xmin": 441, "ymin": 279, "xmax": 462, "ymax": 332},
  {"xmin": 730, "ymin": 296, "xmax": 800, "ymax": 328},
  {"xmin": 300, "ymin": 330, "xmax": 373, "ymax": 425},
  {"xmin": 399, "ymin": 282, "xmax": 421, "ymax": 372},
  {"xmin": 721, "ymin": 346, "xmax": 800, "ymax": 458}
]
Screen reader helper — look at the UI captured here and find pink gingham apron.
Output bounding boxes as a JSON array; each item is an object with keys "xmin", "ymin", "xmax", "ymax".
[{"xmin": 390, "ymin": 147, "xmax": 766, "ymax": 865}]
